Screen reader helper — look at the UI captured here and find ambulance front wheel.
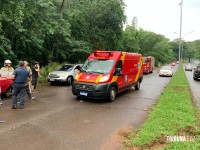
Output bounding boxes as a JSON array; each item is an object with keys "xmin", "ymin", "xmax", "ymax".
[
  {"xmin": 108, "ymin": 87, "xmax": 117, "ymax": 102},
  {"xmin": 135, "ymin": 81, "xmax": 140, "ymax": 90}
]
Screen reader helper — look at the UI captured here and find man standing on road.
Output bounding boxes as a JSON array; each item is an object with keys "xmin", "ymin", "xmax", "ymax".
[
  {"xmin": 10, "ymin": 61, "xmax": 30, "ymax": 109},
  {"xmin": 24, "ymin": 61, "xmax": 35, "ymax": 101}
]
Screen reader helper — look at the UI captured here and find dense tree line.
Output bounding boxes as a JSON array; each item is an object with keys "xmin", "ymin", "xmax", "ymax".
[
  {"xmin": 119, "ymin": 25, "xmax": 176, "ymax": 65},
  {"xmin": 0, "ymin": 0, "xmax": 199, "ymax": 67},
  {"xmin": 171, "ymin": 39, "xmax": 200, "ymax": 61}
]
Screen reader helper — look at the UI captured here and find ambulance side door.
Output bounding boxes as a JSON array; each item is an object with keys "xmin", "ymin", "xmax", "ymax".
[{"xmin": 114, "ymin": 60, "xmax": 124, "ymax": 91}]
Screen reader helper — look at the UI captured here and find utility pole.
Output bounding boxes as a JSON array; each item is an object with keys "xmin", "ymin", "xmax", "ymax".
[
  {"xmin": 178, "ymin": 0, "xmax": 183, "ymax": 81},
  {"xmin": 179, "ymin": 0, "xmax": 183, "ymax": 63}
]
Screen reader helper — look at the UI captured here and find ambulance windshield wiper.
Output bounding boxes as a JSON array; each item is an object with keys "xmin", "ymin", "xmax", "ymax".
[
  {"xmin": 80, "ymin": 69, "xmax": 94, "ymax": 74},
  {"xmin": 80, "ymin": 69, "xmax": 87, "ymax": 73},
  {"xmin": 91, "ymin": 71, "xmax": 104, "ymax": 74}
]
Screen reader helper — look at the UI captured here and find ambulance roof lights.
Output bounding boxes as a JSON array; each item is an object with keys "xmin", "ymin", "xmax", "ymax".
[{"xmin": 94, "ymin": 51, "xmax": 113, "ymax": 57}]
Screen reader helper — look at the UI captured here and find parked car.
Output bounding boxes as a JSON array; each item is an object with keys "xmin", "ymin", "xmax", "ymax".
[
  {"xmin": 193, "ymin": 65, "xmax": 200, "ymax": 80},
  {"xmin": 185, "ymin": 64, "xmax": 193, "ymax": 71},
  {"xmin": 0, "ymin": 70, "xmax": 14, "ymax": 97},
  {"xmin": 159, "ymin": 66, "xmax": 173, "ymax": 77},
  {"xmin": 176, "ymin": 61, "xmax": 179, "ymax": 64},
  {"xmin": 48, "ymin": 64, "xmax": 82, "ymax": 85}
]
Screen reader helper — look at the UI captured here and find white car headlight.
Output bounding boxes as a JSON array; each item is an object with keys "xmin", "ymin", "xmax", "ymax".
[
  {"xmin": 58, "ymin": 73, "xmax": 67, "ymax": 77},
  {"xmin": 99, "ymin": 74, "xmax": 110, "ymax": 83}
]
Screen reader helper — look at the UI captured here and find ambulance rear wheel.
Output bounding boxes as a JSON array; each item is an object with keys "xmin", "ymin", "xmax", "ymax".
[
  {"xmin": 135, "ymin": 81, "xmax": 140, "ymax": 90},
  {"xmin": 108, "ymin": 87, "xmax": 117, "ymax": 102}
]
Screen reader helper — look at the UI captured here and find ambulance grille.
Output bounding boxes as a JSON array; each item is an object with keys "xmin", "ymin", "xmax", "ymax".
[{"xmin": 75, "ymin": 84, "xmax": 93, "ymax": 91}]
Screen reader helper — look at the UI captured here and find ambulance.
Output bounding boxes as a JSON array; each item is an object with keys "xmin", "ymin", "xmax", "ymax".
[
  {"xmin": 142, "ymin": 56, "xmax": 155, "ymax": 74},
  {"xmin": 72, "ymin": 51, "xmax": 143, "ymax": 101}
]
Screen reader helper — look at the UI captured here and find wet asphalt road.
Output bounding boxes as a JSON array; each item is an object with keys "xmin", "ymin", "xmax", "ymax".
[
  {"xmin": 0, "ymin": 66, "xmax": 178, "ymax": 150},
  {"xmin": 184, "ymin": 61, "xmax": 200, "ymax": 108}
]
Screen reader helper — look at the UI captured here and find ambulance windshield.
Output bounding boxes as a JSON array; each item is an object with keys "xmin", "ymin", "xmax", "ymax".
[
  {"xmin": 81, "ymin": 59, "xmax": 115, "ymax": 74},
  {"xmin": 143, "ymin": 57, "xmax": 147, "ymax": 62}
]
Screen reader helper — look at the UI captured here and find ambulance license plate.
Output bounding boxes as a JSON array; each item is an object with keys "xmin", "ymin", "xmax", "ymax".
[{"xmin": 80, "ymin": 91, "xmax": 87, "ymax": 96}]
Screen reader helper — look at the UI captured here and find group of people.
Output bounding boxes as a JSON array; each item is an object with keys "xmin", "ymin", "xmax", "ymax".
[{"xmin": 0, "ymin": 60, "xmax": 40, "ymax": 109}]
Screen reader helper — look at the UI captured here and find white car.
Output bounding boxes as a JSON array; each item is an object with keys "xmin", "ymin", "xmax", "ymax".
[
  {"xmin": 185, "ymin": 64, "xmax": 193, "ymax": 71},
  {"xmin": 159, "ymin": 66, "xmax": 173, "ymax": 77},
  {"xmin": 48, "ymin": 64, "xmax": 82, "ymax": 85}
]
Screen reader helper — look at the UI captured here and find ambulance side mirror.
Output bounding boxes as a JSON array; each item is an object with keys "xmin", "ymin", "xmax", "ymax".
[{"xmin": 114, "ymin": 68, "xmax": 122, "ymax": 76}]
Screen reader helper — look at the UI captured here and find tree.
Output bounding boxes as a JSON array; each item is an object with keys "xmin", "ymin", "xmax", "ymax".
[
  {"xmin": 121, "ymin": 25, "xmax": 175, "ymax": 65},
  {"xmin": 119, "ymin": 25, "xmax": 140, "ymax": 52},
  {"xmin": 131, "ymin": 16, "xmax": 138, "ymax": 28}
]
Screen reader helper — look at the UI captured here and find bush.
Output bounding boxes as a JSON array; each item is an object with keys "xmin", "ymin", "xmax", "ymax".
[{"xmin": 38, "ymin": 62, "xmax": 63, "ymax": 83}]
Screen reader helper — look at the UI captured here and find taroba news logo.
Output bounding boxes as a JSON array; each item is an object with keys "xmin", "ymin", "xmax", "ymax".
[{"xmin": 167, "ymin": 136, "xmax": 195, "ymax": 142}]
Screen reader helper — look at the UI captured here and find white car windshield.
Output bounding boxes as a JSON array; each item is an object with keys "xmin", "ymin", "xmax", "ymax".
[
  {"xmin": 161, "ymin": 66, "xmax": 171, "ymax": 70},
  {"xmin": 58, "ymin": 65, "xmax": 74, "ymax": 71},
  {"xmin": 81, "ymin": 59, "xmax": 115, "ymax": 74}
]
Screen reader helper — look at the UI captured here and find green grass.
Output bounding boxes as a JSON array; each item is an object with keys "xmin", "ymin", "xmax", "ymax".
[{"xmin": 123, "ymin": 64, "xmax": 200, "ymax": 149}]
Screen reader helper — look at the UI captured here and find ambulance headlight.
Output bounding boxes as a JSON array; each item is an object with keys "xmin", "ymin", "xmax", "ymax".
[
  {"xmin": 75, "ymin": 74, "xmax": 79, "ymax": 81},
  {"xmin": 99, "ymin": 74, "xmax": 110, "ymax": 82}
]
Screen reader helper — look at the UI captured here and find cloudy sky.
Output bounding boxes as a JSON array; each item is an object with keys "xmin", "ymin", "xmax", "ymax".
[{"xmin": 124, "ymin": 0, "xmax": 200, "ymax": 41}]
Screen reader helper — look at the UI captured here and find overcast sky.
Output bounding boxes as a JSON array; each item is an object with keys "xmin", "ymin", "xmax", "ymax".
[{"xmin": 124, "ymin": 0, "xmax": 200, "ymax": 41}]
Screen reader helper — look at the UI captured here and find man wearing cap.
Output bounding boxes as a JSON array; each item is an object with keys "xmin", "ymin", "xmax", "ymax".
[
  {"xmin": 9, "ymin": 61, "xmax": 30, "ymax": 109},
  {"xmin": 24, "ymin": 61, "xmax": 35, "ymax": 101},
  {"xmin": 1, "ymin": 59, "xmax": 14, "ymax": 71}
]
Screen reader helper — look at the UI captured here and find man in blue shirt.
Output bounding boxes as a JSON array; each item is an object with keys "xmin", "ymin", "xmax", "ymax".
[{"xmin": 10, "ymin": 61, "xmax": 30, "ymax": 109}]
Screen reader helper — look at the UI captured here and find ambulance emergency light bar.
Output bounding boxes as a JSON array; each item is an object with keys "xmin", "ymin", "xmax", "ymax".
[{"xmin": 94, "ymin": 50, "xmax": 114, "ymax": 57}]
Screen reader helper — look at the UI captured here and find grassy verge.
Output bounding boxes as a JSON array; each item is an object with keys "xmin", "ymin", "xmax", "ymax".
[{"xmin": 123, "ymin": 64, "xmax": 200, "ymax": 149}]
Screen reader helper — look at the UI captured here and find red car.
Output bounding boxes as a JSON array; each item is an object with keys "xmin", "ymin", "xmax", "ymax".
[{"xmin": 0, "ymin": 70, "xmax": 14, "ymax": 97}]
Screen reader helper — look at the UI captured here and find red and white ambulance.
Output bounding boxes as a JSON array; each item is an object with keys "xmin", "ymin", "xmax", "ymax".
[
  {"xmin": 142, "ymin": 56, "xmax": 155, "ymax": 74},
  {"xmin": 72, "ymin": 51, "xmax": 143, "ymax": 101}
]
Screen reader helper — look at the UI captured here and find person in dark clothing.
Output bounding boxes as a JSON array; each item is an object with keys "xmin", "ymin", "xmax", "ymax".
[
  {"xmin": 9, "ymin": 61, "xmax": 30, "ymax": 109},
  {"xmin": 31, "ymin": 61, "xmax": 40, "ymax": 92}
]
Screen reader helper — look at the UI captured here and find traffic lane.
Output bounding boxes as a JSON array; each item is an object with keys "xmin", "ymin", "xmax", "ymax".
[
  {"xmin": 0, "ymin": 69, "xmax": 176, "ymax": 150},
  {"xmin": 0, "ymin": 85, "xmax": 81, "ymax": 133},
  {"xmin": 184, "ymin": 69, "xmax": 200, "ymax": 107}
]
